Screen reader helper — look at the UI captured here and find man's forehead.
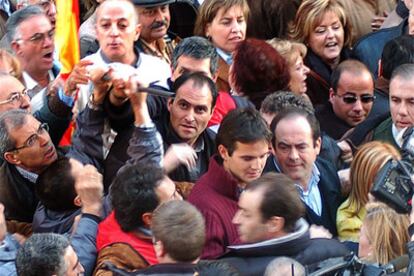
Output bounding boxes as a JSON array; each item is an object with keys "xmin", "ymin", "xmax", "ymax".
[
  {"xmin": 18, "ymin": 14, "xmax": 51, "ymax": 32},
  {"xmin": 0, "ymin": 76, "xmax": 24, "ymax": 97},
  {"xmin": 176, "ymin": 82, "xmax": 212, "ymax": 103},
  {"xmin": 98, "ymin": 1, "xmax": 135, "ymax": 21}
]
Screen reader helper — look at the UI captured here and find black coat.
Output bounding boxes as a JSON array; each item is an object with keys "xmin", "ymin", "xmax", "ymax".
[
  {"xmin": 263, "ymin": 157, "xmax": 345, "ymax": 236},
  {"xmin": 220, "ymin": 219, "xmax": 349, "ymax": 276}
]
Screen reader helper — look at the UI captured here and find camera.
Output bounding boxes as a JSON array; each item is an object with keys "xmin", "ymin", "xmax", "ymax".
[{"xmin": 371, "ymin": 127, "xmax": 414, "ymax": 214}]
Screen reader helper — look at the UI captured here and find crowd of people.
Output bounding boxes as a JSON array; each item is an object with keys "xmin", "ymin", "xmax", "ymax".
[{"xmin": 0, "ymin": 0, "xmax": 412, "ymax": 275}]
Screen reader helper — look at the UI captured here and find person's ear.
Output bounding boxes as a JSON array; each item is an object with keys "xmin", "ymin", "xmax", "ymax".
[
  {"xmin": 167, "ymin": 98, "xmax": 173, "ymax": 112},
  {"xmin": 154, "ymin": 240, "xmax": 167, "ymax": 259},
  {"xmin": 218, "ymin": 144, "xmax": 229, "ymax": 161},
  {"xmin": 142, "ymin": 212, "xmax": 153, "ymax": 227},
  {"xmin": 3, "ymin": 151, "xmax": 21, "ymax": 166},
  {"xmin": 134, "ymin": 23, "xmax": 142, "ymax": 41},
  {"xmin": 73, "ymin": 195, "xmax": 82, "ymax": 207},
  {"xmin": 314, "ymin": 136, "xmax": 322, "ymax": 155},
  {"xmin": 266, "ymin": 216, "xmax": 285, "ymax": 234},
  {"xmin": 10, "ymin": 41, "xmax": 21, "ymax": 56},
  {"xmin": 329, "ymin": 88, "xmax": 335, "ymax": 104}
]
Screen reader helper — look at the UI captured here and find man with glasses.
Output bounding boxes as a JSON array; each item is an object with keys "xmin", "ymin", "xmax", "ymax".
[
  {"xmin": 7, "ymin": 5, "xmax": 61, "ymax": 112},
  {"xmin": 316, "ymin": 60, "xmax": 375, "ymax": 140},
  {"xmin": 0, "ymin": 73, "xmax": 72, "ymax": 146},
  {"xmin": 0, "ymin": 110, "xmax": 58, "ymax": 223}
]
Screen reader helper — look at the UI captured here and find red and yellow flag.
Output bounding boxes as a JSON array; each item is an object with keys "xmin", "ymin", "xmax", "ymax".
[{"xmin": 54, "ymin": 0, "xmax": 80, "ymax": 75}]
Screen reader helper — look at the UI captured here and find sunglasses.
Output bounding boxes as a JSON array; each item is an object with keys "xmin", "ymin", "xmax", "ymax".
[{"xmin": 335, "ymin": 93, "xmax": 376, "ymax": 104}]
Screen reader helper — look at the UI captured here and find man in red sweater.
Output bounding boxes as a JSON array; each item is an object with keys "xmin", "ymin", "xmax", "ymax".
[{"xmin": 188, "ymin": 108, "xmax": 272, "ymax": 259}]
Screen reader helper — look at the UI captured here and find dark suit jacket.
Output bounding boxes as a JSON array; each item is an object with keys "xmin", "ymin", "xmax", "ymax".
[{"xmin": 263, "ymin": 156, "xmax": 344, "ymax": 236}]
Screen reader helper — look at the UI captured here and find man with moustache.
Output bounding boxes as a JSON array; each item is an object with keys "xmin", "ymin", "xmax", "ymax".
[{"xmin": 132, "ymin": 0, "xmax": 180, "ymax": 64}]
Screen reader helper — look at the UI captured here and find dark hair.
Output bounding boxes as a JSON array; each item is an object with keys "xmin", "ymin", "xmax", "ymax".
[
  {"xmin": 381, "ymin": 35, "xmax": 414, "ymax": 80},
  {"xmin": 36, "ymin": 157, "xmax": 78, "ymax": 212},
  {"xmin": 196, "ymin": 260, "xmax": 241, "ymax": 276},
  {"xmin": 247, "ymin": 173, "xmax": 305, "ymax": 232},
  {"xmin": 260, "ymin": 91, "xmax": 314, "ymax": 115},
  {"xmin": 270, "ymin": 108, "xmax": 320, "ymax": 147},
  {"xmin": 152, "ymin": 200, "xmax": 205, "ymax": 262},
  {"xmin": 0, "ymin": 109, "xmax": 29, "ymax": 157},
  {"xmin": 172, "ymin": 36, "xmax": 219, "ymax": 76},
  {"xmin": 110, "ymin": 165, "xmax": 165, "ymax": 232},
  {"xmin": 172, "ymin": 71, "xmax": 218, "ymax": 108},
  {"xmin": 330, "ymin": 59, "xmax": 372, "ymax": 92},
  {"xmin": 16, "ymin": 233, "xmax": 70, "ymax": 276},
  {"xmin": 231, "ymin": 38, "xmax": 290, "ymax": 109},
  {"xmin": 216, "ymin": 107, "xmax": 271, "ymax": 156},
  {"xmin": 6, "ymin": 5, "xmax": 44, "ymax": 42},
  {"xmin": 246, "ymin": 0, "xmax": 301, "ymax": 39}
]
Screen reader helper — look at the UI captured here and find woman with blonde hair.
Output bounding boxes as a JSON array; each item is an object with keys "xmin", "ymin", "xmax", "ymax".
[
  {"xmin": 359, "ymin": 202, "xmax": 410, "ymax": 265},
  {"xmin": 194, "ymin": 0, "xmax": 249, "ymax": 93},
  {"xmin": 267, "ymin": 38, "xmax": 310, "ymax": 97},
  {"xmin": 291, "ymin": 0, "xmax": 352, "ymax": 106},
  {"xmin": 336, "ymin": 141, "xmax": 400, "ymax": 243}
]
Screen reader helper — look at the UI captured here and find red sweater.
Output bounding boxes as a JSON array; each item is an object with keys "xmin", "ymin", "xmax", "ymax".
[{"xmin": 188, "ymin": 156, "xmax": 241, "ymax": 259}]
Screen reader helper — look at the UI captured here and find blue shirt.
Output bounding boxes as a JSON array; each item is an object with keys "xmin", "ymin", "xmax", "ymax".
[
  {"xmin": 273, "ymin": 157, "xmax": 323, "ymax": 216},
  {"xmin": 216, "ymin": 48, "xmax": 233, "ymax": 65}
]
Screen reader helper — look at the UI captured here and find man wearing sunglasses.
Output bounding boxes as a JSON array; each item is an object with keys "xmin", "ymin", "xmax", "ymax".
[{"xmin": 316, "ymin": 60, "xmax": 375, "ymax": 140}]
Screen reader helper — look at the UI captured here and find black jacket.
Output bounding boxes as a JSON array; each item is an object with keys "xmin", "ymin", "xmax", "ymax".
[
  {"xmin": 220, "ymin": 219, "xmax": 349, "ymax": 275},
  {"xmin": 263, "ymin": 157, "xmax": 345, "ymax": 236}
]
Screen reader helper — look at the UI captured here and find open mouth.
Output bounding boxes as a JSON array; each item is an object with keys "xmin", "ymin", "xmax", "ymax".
[
  {"xmin": 325, "ymin": 42, "xmax": 338, "ymax": 48},
  {"xmin": 42, "ymin": 52, "xmax": 53, "ymax": 61},
  {"xmin": 44, "ymin": 145, "xmax": 56, "ymax": 159}
]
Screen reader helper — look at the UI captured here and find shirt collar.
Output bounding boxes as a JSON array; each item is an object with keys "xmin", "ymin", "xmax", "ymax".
[
  {"xmin": 216, "ymin": 48, "xmax": 233, "ymax": 65},
  {"xmin": 296, "ymin": 164, "xmax": 320, "ymax": 195},
  {"xmin": 16, "ymin": 166, "xmax": 38, "ymax": 183},
  {"xmin": 22, "ymin": 70, "xmax": 54, "ymax": 90}
]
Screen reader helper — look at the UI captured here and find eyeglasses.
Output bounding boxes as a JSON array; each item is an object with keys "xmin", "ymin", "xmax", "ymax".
[
  {"xmin": 15, "ymin": 29, "xmax": 55, "ymax": 44},
  {"xmin": 334, "ymin": 93, "xmax": 376, "ymax": 104},
  {"xmin": 8, "ymin": 123, "xmax": 49, "ymax": 152},
  {"xmin": 0, "ymin": 89, "xmax": 28, "ymax": 105}
]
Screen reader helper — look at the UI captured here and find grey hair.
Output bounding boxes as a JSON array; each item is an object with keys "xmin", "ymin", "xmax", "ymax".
[
  {"xmin": 6, "ymin": 5, "xmax": 45, "ymax": 42},
  {"xmin": 391, "ymin": 63, "xmax": 414, "ymax": 83},
  {"xmin": 0, "ymin": 109, "xmax": 29, "ymax": 157},
  {"xmin": 264, "ymin": 257, "xmax": 306, "ymax": 276},
  {"xmin": 16, "ymin": 233, "xmax": 70, "ymax": 276},
  {"xmin": 171, "ymin": 36, "xmax": 219, "ymax": 76}
]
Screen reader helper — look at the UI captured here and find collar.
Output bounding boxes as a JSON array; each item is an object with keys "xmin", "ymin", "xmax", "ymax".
[
  {"xmin": 22, "ymin": 70, "xmax": 54, "ymax": 90},
  {"xmin": 139, "ymin": 36, "xmax": 171, "ymax": 64},
  {"xmin": 392, "ymin": 124, "xmax": 406, "ymax": 148},
  {"xmin": 99, "ymin": 48, "xmax": 141, "ymax": 68},
  {"xmin": 137, "ymin": 226, "xmax": 153, "ymax": 237},
  {"xmin": 296, "ymin": 164, "xmax": 320, "ymax": 194},
  {"xmin": 16, "ymin": 166, "xmax": 38, "ymax": 183},
  {"xmin": 161, "ymin": 112, "xmax": 206, "ymax": 152},
  {"xmin": 216, "ymin": 48, "xmax": 233, "ymax": 65},
  {"xmin": 228, "ymin": 218, "xmax": 309, "ymax": 250}
]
